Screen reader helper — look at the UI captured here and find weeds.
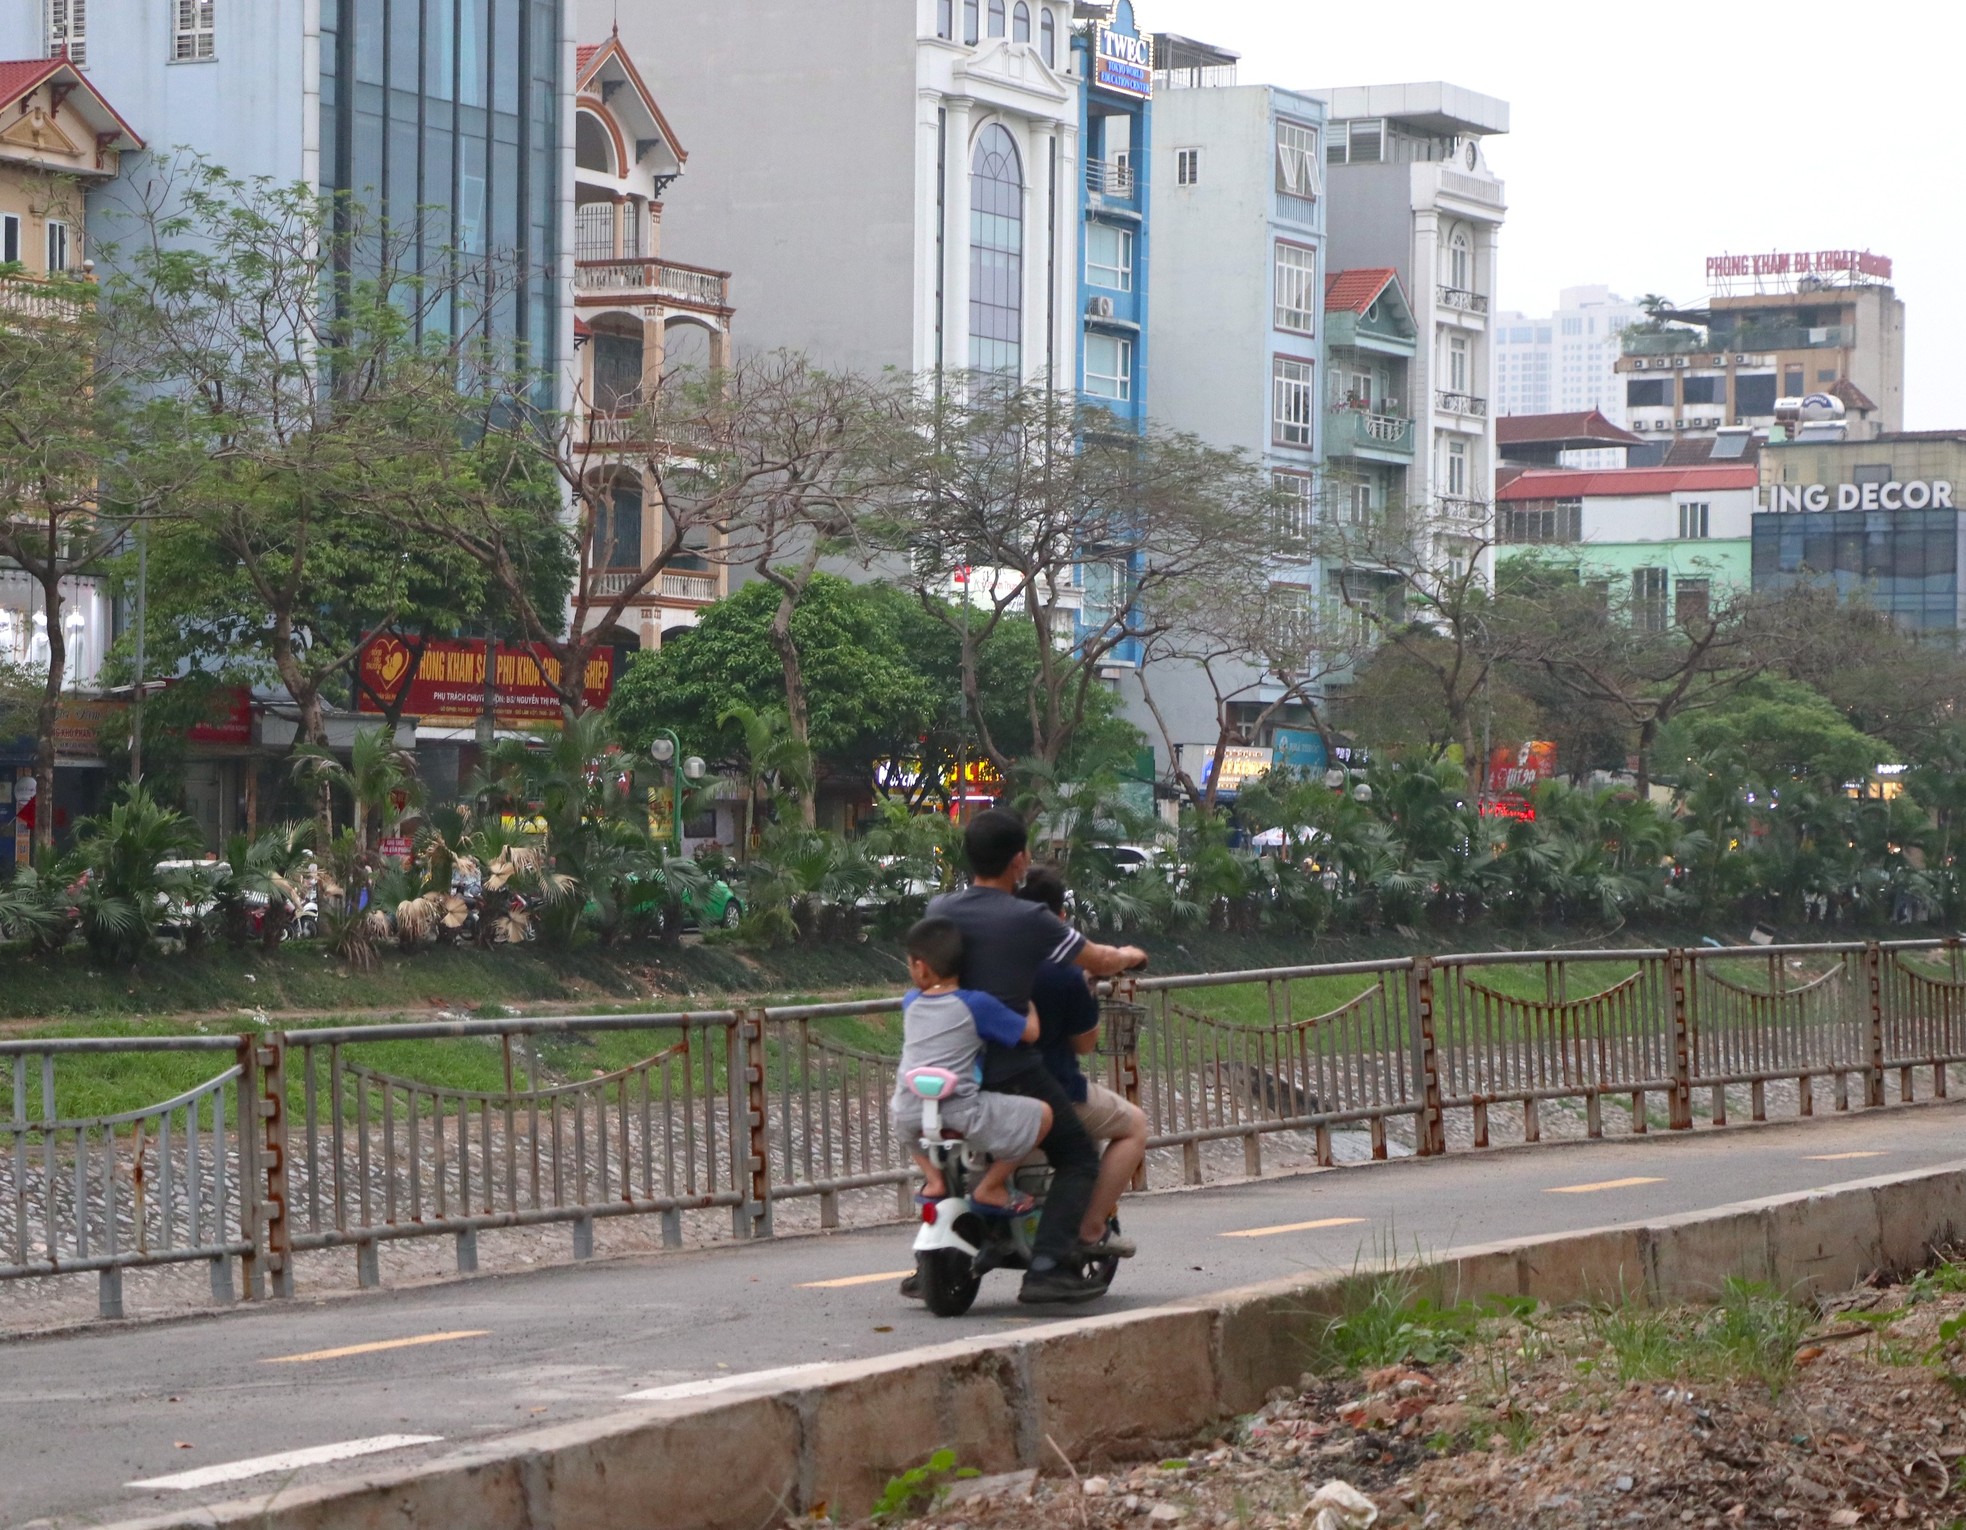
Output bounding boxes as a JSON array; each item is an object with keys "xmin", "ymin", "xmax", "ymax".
[
  {"xmin": 1317, "ymin": 1269, "xmax": 1483, "ymax": 1371},
  {"xmin": 869, "ymin": 1449, "xmax": 978, "ymax": 1522},
  {"xmin": 1705, "ymin": 1278, "xmax": 1811, "ymax": 1400},
  {"xmin": 1589, "ymin": 1299, "xmax": 1685, "ymax": 1383}
]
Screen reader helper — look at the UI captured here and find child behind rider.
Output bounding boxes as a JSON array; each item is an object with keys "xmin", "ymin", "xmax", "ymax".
[{"xmin": 890, "ymin": 916, "xmax": 1052, "ymax": 1215}]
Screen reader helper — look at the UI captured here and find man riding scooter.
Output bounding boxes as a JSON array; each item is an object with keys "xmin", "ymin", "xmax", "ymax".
[
  {"xmin": 1016, "ymin": 864, "xmax": 1149, "ymax": 1255},
  {"xmin": 916, "ymin": 809, "xmax": 1147, "ymax": 1305}
]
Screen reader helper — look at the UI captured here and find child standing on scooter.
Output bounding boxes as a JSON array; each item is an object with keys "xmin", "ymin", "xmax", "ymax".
[{"xmin": 891, "ymin": 917, "xmax": 1051, "ymax": 1215}]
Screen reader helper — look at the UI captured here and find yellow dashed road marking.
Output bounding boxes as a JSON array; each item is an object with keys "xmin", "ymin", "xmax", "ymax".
[
  {"xmin": 1219, "ymin": 1217, "xmax": 1368, "ymax": 1239},
  {"xmin": 262, "ymin": 1330, "xmax": 489, "ymax": 1365},
  {"xmin": 1544, "ymin": 1176, "xmax": 1664, "ymax": 1195},
  {"xmin": 798, "ymin": 1269, "xmax": 916, "ymax": 1289}
]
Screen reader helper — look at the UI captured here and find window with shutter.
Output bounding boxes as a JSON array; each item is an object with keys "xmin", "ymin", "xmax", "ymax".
[
  {"xmin": 1274, "ymin": 120, "xmax": 1319, "ymax": 197},
  {"xmin": 173, "ymin": 0, "xmax": 216, "ymax": 60},
  {"xmin": 47, "ymin": 0, "xmax": 87, "ymax": 66}
]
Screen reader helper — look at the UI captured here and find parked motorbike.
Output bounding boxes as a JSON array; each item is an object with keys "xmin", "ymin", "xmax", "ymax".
[{"xmin": 902, "ymin": 1066, "xmax": 1122, "ymax": 1317}]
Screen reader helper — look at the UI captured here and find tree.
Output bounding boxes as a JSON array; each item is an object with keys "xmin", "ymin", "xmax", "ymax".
[
  {"xmin": 877, "ymin": 382, "xmax": 1271, "ymax": 814},
  {"xmin": 608, "ymin": 576, "xmax": 935, "ymax": 777},
  {"xmin": 0, "ymin": 195, "xmax": 152, "ymax": 855},
  {"xmin": 1765, "ymin": 584, "xmax": 1966, "ymax": 760},
  {"xmin": 1136, "ymin": 573, "xmax": 1364, "ymax": 812},
  {"xmin": 672, "ymin": 355, "xmax": 903, "ymax": 820},
  {"xmin": 105, "ymin": 157, "xmax": 533, "ymax": 776},
  {"xmin": 1669, "ymin": 675, "xmax": 1884, "ymax": 790},
  {"xmin": 716, "ymin": 702, "xmax": 815, "ymax": 859},
  {"xmin": 291, "ymin": 725, "xmax": 423, "ymax": 853}
]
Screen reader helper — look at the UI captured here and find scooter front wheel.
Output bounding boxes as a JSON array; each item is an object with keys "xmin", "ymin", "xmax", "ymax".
[{"xmin": 916, "ymin": 1247, "xmax": 981, "ymax": 1317}]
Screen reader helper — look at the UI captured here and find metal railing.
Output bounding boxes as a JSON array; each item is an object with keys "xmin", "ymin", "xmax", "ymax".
[
  {"xmin": 10, "ymin": 939, "xmax": 1966, "ymax": 1316},
  {"xmin": 1436, "ymin": 389, "xmax": 1489, "ymax": 417},
  {"xmin": 1436, "ymin": 285, "xmax": 1490, "ymax": 315},
  {"xmin": 1326, "ymin": 409, "xmax": 1415, "ymax": 457},
  {"xmin": 1084, "ymin": 159, "xmax": 1137, "ymax": 197}
]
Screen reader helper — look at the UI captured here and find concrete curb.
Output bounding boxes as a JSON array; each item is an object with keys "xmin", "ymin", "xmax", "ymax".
[{"xmin": 85, "ymin": 1159, "xmax": 1966, "ymax": 1530}]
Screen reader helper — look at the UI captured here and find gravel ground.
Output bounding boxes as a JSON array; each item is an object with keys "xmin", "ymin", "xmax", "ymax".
[{"xmin": 820, "ymin": 1260, "xmax": 1966, "ymax": 1529}]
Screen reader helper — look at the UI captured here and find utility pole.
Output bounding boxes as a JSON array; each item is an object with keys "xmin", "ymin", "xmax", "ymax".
[{"xmin": 129, "ymin": 523, "xmax": 147, "ymax": 784}]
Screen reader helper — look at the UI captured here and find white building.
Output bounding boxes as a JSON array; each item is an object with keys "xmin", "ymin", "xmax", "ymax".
[
  {"xmin": 1311, "ymin": 82, "xmax": 1508, "ymax": 555},
  {"xmin": 584, "ymin": 0, "xmax": 1082, "ymax": 385},
  {"xmin": 1495, "ymin": 285, "xmax": 1644, "ymax": 467}
]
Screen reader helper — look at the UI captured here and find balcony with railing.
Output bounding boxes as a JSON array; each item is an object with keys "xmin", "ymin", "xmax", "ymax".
[
  {"xmin": 1325, "ymin": 408, "xmax": 1415, "ymax": 460},
  {"xmin": 1084, "ymin": 157, "xmax": 1139, "ymax": 201},
  {"xmin": 1435, "ymin": 390, "xmax": 1488, "ymax": 419},
  {"xmin": 590, "ymin": 568, "xmax": 721, "ymax": 603},
  {"xmin": 574, "ymin": 258, "xmax": 731, "ymax": 311},
  {"xmin": 0, "ymin": 275, "xmax": 89, "ymax": 323},
  {"xmin": 1153, "ymin": 62, "xmax": 1238, "ymax": 89},
  {"xmin": 1436, "ymin": 285, "xmax": 1489, "ymax": 317}
]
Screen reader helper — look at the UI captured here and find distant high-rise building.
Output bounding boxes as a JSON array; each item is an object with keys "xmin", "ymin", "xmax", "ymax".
[{"xmin": 1494, "ymin": 286, "xmax": 1643, "ymax": 467}]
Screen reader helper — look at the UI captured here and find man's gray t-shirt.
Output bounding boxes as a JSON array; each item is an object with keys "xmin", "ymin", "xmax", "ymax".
[{"xmin": 925, "ymin": 886, "xmax": 1088, "ymax": 1012}]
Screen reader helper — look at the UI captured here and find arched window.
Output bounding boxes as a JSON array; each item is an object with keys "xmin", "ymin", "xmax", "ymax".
[
  {"xmin": 987, "ymin": 0, "xmax": 1005, "ymax": 37},
  {"xmin": 575, "ymin": 111, "xmax": 615, "ymax": 175},
  {"xmin": 937, "ymin": 0, "xmax": 953, "ymax": 38},
  {"xmin": 963, "ymin": 0, "xmax": 978, "ymax": 43},
  {"xmin": 1012, "ymin": 2, "xmax": 1030, "ymax": 41},
  {"xmin": 969, "ymin": 124, "xmax": 1024, "ymax": 376},
  {"xmin": 1449, "ymin": 228, "xmax": 1471, "ymax": 292},
  {"xmin": 1040, "ymin": 7, "xmax": 1056, "ymax": 66}
]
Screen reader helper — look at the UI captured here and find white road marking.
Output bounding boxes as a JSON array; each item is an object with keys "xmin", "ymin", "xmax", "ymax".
[
  {"xmin": 622, "ymin": 1362, "xmax": 835, "ymax": 1402},
  {"xmin": 129, "ymin": 1435, "xmax": 442, "ymax": 1492},
  {"xmin": 1807, "ymin": 1151, "xmax": 1888, "ymax": 1161}
]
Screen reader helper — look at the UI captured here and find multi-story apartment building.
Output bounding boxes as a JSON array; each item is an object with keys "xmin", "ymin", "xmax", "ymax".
[
  {"xmin": 1323, "ymin": 266, "xmax": 1417, "ymax": 547},
  {"xmin": 1312, "ymin": 82, "xmax": 1509, "ymax": 552},
  {"xmin": 1128, "ymin": 43, "xmax": 1329, "ymax": 769},
  {"xmin": 589, "ymin": 0, "xmax": 1081, "ymax": 388},
  {"xmin": 1, "ymin": 1, "xmax": 575, "ymax": 387},
  {"xmin": 570, "ymin": 33, "xmax": 734, "ymax": 652},
  {"xmin": 1494, "ymin": 286, "xmax": 1643, "ymax": 466},
  {"xmin": 1618, "ymin": 273, "xmax": 1904, "ymax": 449}
]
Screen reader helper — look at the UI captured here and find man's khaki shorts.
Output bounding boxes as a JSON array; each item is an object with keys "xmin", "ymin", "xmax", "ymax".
[{"xmin": 1074, "ymin": 1080, "xmax": 1139, "ymax": 1141}]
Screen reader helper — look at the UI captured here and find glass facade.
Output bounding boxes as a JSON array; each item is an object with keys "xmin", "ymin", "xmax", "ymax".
[
  {"xmin": 1752, "ymin": 510, "xmax": 1965, "ymax": 632},
  {"xmin": 320, "ymin": 0, "xmax": 560, "ymax": 365}
]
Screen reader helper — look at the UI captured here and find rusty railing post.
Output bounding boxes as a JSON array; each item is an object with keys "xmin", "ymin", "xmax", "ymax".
[
  {"xmin": 1668, "ymin": 949, "xmax": 1694, "ymax": 1130},
  {"xmin": 741, "ymin": 1008, "xmax": 772, "ymax": 1240},
  {"xmin": 258, "ymin": 1031, "xmax": 293, "ymax": 1299},
  {"xmin": 234, "ymin": 1032, "xmax": 263, "ymax": 1301},
  {"xmin": 1864, "ymin": 941, "xmax": 1886, "ymax": 1109},
  {"xmin": 1409, "ymin": 957, "xmax": 1445, "ymax": 1156}
]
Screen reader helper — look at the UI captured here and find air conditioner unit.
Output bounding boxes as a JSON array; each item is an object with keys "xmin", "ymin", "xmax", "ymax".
[
  {"xmin": 1673, "ymin": 356, "xmax": 1689, "ymax": 368},
  {"xmin": 1711, "ymin": 356, "xmax": 1726, "ymax": 367},
  {"xmin": 1633, "ymin": 359, "xmax": 1648, "ymax": 370},
  {"xmin": 1734, "ymin": 354, "xmax": 1750, "ymax": 365},
  {"xmin": 1086, "ymin": 295, "xmax": 1115, "ymax": 319}
]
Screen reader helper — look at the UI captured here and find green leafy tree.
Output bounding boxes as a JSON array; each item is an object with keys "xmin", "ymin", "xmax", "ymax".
[
  {"xmin": 716, "ymin": 702, "xmax": 815, "ymax": 860},
  {"xmin": 291, "ymin": 726, "xmax": 424, "ymax": 852}
]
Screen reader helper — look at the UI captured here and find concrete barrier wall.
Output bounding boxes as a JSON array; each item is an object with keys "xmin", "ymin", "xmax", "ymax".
[{"xmin": 97, "ymin": 1161, "xmax": 1966, "ymax": 1530}]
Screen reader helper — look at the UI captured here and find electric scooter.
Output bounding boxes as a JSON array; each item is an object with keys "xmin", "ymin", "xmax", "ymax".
[{"xmin": 901, "ymin": 1066, "xmax": 1122, "ymax": 1317}]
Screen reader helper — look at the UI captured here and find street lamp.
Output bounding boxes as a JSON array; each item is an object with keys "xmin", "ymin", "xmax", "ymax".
[{"xmin": 648, "ymin": 731, "xmax": 707, "ymax": 850}]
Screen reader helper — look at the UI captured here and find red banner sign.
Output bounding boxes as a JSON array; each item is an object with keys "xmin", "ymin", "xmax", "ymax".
[
  {"xmin": 357, "ymin": 637, "xmax": 613, "ymax": 725},
  {"xmin": 1486, "ymin": 740, "xmax": 1556, "ymax": 799}
]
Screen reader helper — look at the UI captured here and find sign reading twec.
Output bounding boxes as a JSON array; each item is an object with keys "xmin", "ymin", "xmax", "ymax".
[{"xmin": 1766, "ymin": 481, "xmax": 1956, "ymax": 513}]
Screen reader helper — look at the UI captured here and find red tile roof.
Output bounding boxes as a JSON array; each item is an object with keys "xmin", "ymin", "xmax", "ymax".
[
  {"xmin": 575, "ymin": 45, "xmax": 600, "ymax": 72},
  {"xmin": 1497, "ymin": 464, "xmax": 1760, "ymax": 501},
  {"xmin": 0, "ymin": 56, "xmax": 144, "ymax": 150},
  {"xmin": 1324, "ymin": 267, "xmax": 1400, "ymax": 314},
  {"xmin": 1829, "ymin": 377, "xmax": 1878, "ymax": 413},
  {"xmin": 0, "ymin": 58, "xmax": 62, "ymax": 104},
  {"xmin": 1495, "ymin": 409, "xmax": 1641, "ymax": 448}
]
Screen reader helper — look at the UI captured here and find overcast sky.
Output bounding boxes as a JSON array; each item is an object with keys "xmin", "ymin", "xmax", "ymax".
[{"xmin": 1140, "ymin": 0, "xmax": 1956, "ymax": 428}]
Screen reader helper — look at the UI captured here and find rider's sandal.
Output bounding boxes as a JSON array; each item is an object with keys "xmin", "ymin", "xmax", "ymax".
[
  {"xmin": 913, "ymin": 1191, "xmax": 945, "ymax": 1207},
  {"xmin": 970, "ymin": 1190, "xmax": 1037, "ymax": 1219}
]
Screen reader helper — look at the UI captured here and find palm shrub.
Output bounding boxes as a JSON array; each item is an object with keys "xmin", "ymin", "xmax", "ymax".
[
  {"xmin": 212, "ymin": 821, "xmax": 313, "ymax": 949},
  {"xmin": 70, "ymin": 785, "xmax": 206, "ymax": 964},
  {"xmin": 0, "ymin": 862, "xmax": 74, "ymax": 953},
  {"xmin": 291, "ymin": 726, "xmax": 425, "ymax": 852}
]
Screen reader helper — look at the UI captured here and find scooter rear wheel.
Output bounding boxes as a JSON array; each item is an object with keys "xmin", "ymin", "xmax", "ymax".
[{"xmin": 916, "ymin": 1248, "xmax": 981, "ymax": 1317}]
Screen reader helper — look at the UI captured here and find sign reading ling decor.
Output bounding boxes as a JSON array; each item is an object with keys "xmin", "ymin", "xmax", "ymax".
[
  {"xmin": 1766, "ymin": 481, "xmax": 1956, "ymax": 513},
  {"xmin": 357, "ymin": 636, "xmax": 613, "ymax": 725},
  {"xmin": 1093, "ymin": 23, "xmax": 1153, "ymax": 97}
]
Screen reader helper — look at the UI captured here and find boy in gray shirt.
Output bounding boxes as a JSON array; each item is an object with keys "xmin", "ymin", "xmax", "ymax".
[{"xmin": 891, "ymin": 917, "xmax": 1050, "ymax": 1213}]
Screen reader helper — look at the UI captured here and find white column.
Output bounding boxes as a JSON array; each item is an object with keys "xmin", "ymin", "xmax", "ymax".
[
  {"xmin": 1026, "ymin": 121, "xmax": 1057, "ymax": 386},
  {"xmin": 944, "ymin": 96, "xmax": 975, "ymax": 378},
  {"xmin": 1410, "ymin": 204, "xmax": 1441, "ymax": 512}
]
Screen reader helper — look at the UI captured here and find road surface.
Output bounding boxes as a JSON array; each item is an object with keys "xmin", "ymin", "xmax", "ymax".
[{"xmin": 7, "ymin": 1103, "xmax": 1963, "ymax": 1527}]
